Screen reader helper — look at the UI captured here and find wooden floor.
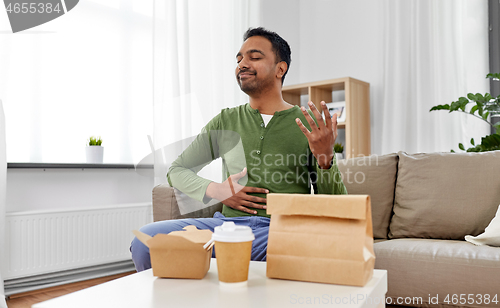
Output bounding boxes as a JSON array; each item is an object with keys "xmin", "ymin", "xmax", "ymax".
[{"xmin": 6, "ymin": 271, "xmax": 136, "ymax": 308}]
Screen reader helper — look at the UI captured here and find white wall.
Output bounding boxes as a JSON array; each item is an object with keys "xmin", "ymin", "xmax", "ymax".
[
  {"xmin": 258, "ymin": 0, "xmax": 301, "ymax": 86},
  {"xmin": 6, "ymin": 168, "xmax": 154, "ymax": 213}
]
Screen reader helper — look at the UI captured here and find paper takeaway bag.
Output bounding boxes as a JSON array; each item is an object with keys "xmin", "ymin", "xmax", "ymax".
[
  {"xmin": 266, "ymin": 194, "xmax": 375, "ymax": 286},
  {"xmin": 133, "ymin": 225, "xmax": 213, "ymax": 279}
]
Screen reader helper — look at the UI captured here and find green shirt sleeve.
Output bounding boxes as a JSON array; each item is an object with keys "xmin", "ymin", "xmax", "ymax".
[
  {"xmin": 166, "ymin": 114, "xmax": 221, "ymax": 203},
  {"xmin": 314, "ymin": 155, "xmax": 348, "ymax": 195}
]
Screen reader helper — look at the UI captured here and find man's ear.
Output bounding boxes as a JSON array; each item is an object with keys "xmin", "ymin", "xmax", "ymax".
[{"xmin": 276, "ymin": 61, "xmax": 288, "ymax": 79}]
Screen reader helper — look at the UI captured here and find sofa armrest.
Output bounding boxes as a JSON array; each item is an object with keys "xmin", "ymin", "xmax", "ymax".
[
  {"xmin": 152, "ymin": 184, "xmax": 177, "ymax": 222},
  {"xmin": 152, "ymin": 184, "xmax": 223, "ymax": 222}
]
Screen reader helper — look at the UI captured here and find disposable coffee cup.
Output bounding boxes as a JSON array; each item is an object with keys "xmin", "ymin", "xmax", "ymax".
[{"xmin": 213, "ymin": 222, "xmax": 255, "ymax": 286}]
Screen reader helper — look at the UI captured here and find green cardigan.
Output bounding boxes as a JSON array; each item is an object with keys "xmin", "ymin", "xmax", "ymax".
[{"xmin": 167, "ymin": 103, "xmax": 347, "ymax": 218}]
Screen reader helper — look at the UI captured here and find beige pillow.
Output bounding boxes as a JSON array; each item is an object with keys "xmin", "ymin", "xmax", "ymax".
[
  {"xmin": 337, "ymin": 153, "xmax": 398, "ymax": 239},
  {"xmin": 389, "ymin": 151, "xmax": 500, "ymax": 240}
]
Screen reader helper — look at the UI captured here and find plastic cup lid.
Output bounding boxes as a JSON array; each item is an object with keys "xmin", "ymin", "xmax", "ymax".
[{"xmin": 212, "ymin": 222, "xmax": 255, "ymax": 243}]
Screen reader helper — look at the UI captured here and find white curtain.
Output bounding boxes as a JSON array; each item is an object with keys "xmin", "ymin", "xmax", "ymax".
[
  {"xmin": 0, "ymin": 0, "xmax": 153, "ymax": 164},
  {"xmin": 153, "ymin": 0, "xmax": 260, "ymax": 185},
  {"xmin": 380, "ymin": 0, "xmax": 489, "ymax": 154},
  {"xmin": 0, "ymin": 100, "xmax": 7, "ymax": 307}
]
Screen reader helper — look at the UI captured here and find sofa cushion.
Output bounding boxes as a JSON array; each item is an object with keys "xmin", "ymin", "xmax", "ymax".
[
  {"xmin": 389, "ymin": 151, "xmax": 500, "ymax": 240},
  {"xmin": 337, "ymin": 153, "xmax": 398, "ymax": 239},
  {"xmin": 374, "ymin": 239, "xmax": 500, "ymax": 307}
]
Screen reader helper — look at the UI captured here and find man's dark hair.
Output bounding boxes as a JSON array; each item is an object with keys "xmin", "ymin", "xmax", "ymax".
[{"xmin": 243, "ymin": 27, "xmax": 291, "ymax": 84}]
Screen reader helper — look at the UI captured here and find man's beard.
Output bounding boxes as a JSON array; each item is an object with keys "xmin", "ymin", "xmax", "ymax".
[
  {"xmin": 238, "ymin": 79, "xmax": 261, "ymax": 95},
  {"xmin": 237, "ymin": 71, "xmax": 274, "ymax": 96}
]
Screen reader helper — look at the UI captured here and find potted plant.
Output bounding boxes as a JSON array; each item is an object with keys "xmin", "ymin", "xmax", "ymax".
[
  {"xmin": 430, "ymin": 73, "xmax": 500, "ymax": 152},
  {"xmin": 334, "ymin": 142, "xmax": 344, "ymax": 160},
  {"xmin": 86, "ymin": 136, "xmax": 103, "ymax": 163}
]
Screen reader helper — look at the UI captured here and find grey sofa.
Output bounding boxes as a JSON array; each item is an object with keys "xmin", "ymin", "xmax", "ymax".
[{"xmin": 152, "ymin": 151, "xmax": 500, "ymax": 308}]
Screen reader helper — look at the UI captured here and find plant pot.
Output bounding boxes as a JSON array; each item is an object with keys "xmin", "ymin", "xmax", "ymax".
[
  {"xmin": 86, "ymin": 146, "xmax": 104, "ymax": 164},
  {"xmin": 335, "ymin": 153, "xmax": 344, "ymax": 160}
]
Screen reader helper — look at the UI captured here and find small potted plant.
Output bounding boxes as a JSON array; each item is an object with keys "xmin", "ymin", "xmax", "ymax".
[
  {"xmin": 86, "ymin": 136, "xmax": 103, "ymax": 163},
  {"xmin": 334, "ymin": 142, "xmax": 344, "ymax": 160}
]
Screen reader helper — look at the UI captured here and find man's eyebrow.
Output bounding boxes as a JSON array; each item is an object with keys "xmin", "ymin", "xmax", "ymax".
[
  {"xmin": 236, "ymin": 49, "xmax": 265, "ymax": 58},
  {"xmin": 247, "ymin": 49, "xmax": 265, "ymax": 56}
]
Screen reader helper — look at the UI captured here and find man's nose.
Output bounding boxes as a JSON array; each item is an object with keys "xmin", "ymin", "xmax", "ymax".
[{"xmin": 238, "ymin": 58, "xmax": 249, "ymax": 70}]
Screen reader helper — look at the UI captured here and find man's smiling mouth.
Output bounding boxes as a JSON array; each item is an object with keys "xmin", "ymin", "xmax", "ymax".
[{"xmin": 238, "ymin": 72, "xmax": 255, "ymax": 79}]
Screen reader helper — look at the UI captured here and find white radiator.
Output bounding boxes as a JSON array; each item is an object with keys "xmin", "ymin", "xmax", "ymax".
[{"xmin": 4, "ymin": 203, "xmax": 152, "ymax": 280}]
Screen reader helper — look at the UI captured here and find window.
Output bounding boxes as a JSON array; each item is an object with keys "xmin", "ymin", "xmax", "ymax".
[
  {"xmin": 0, "ymin": 0, "xmax": 153, "ymax": 163},
  {"xmin": 489, "ymin": 0, "xmax": 500, "ymax": 133}
]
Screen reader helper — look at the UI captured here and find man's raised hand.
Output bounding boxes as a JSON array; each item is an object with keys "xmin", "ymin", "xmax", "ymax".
[
  {"xmin": 295, "ymin": 101, "xmax": 338, "ymax": 169},
  {"xmin": 205, "ymin": 168, "xmax": 268, "ymax": 215}
]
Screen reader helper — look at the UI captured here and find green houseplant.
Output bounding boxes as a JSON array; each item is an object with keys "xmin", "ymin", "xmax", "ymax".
[
  {"xmin": 88, "ymin": 136, "xmax": 102, "ymax": 146},
  {"xmin": 430, "ymin": 73, "xmax": 500, "ymax": 152},
  {"xmin": 334, "ymin": 142, "xmax": 344, "ymax": 154},
  {"xmin": 86, "ymin": 136, "xmax": 104, "ymax": 163},
  {"xmin": 334, "ymin": 142, "xmax": 344, "ymax": 160}
]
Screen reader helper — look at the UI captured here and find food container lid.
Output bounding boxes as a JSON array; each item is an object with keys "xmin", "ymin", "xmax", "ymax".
[{"xmin": 212, "ymin": 222, "xmax": 255, "ymax": 243}]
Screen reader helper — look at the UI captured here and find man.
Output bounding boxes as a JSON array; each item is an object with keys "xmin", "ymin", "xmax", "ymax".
[{"xmin": 131, "ymin": 27, "xmax": 347, "ymax": 271}]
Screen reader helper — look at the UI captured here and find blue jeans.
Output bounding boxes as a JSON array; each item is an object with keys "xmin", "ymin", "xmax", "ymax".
[{"xmin": 130, "ymin": 212, "xmax": 270, "ymax": 271}]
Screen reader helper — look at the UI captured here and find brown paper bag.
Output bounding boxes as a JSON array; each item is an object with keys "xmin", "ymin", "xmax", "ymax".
[{"xmin": 266, "ymin": 194, "xmax": 375, "ymax": 286}]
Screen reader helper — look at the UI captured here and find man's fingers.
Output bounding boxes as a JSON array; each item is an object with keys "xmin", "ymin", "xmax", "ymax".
[
  {"xmin": 243, "ymin": 186, "xmax": 269, "ymax": 194},
  {"xmin": 242, "ymin": 200, "xmax": 266, "ymax": 209},
  {"xmin": 240, "ymin": 187, "xmax": 267, "ymax": 203},
  {"xmin": 308, "ymin": 101, "xmax": 326, "ymax": 129},
  {"xmin": 242, "ymin": 194, "xmax": 267, "ymax": 204},
  {"xmin": 321, "ymin": 101, "xmax": 333, "ymax": 130},
  {"xmin": 234, "ymin": 204, "xmax": 258, "ymax": 215},
  {"xmin": 300, "ymin": 106, "xmax": 319, "ymax": 132},
  {"xmin": 295, "ymin": 118, "xmax": 311, "ymax": 136},
  {"xmin": 331, "ymin": 112, "xmax": 338, "ymax": 140}
]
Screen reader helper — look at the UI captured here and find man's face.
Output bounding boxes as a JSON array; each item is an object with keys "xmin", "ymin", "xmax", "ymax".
[{"xmin": 235, "ymin": 36, "xmax": 279, "ymax": 95}]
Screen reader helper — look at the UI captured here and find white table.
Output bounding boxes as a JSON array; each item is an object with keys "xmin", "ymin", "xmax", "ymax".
[{"xmin": 33, "ymin": 259, "xmax": 387, "ymax": 308}]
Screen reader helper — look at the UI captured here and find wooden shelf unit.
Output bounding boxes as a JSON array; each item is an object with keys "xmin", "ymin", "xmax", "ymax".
[{"xmin": 282, "ymin": 77, "xmax": 371, "ymax": 158}]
